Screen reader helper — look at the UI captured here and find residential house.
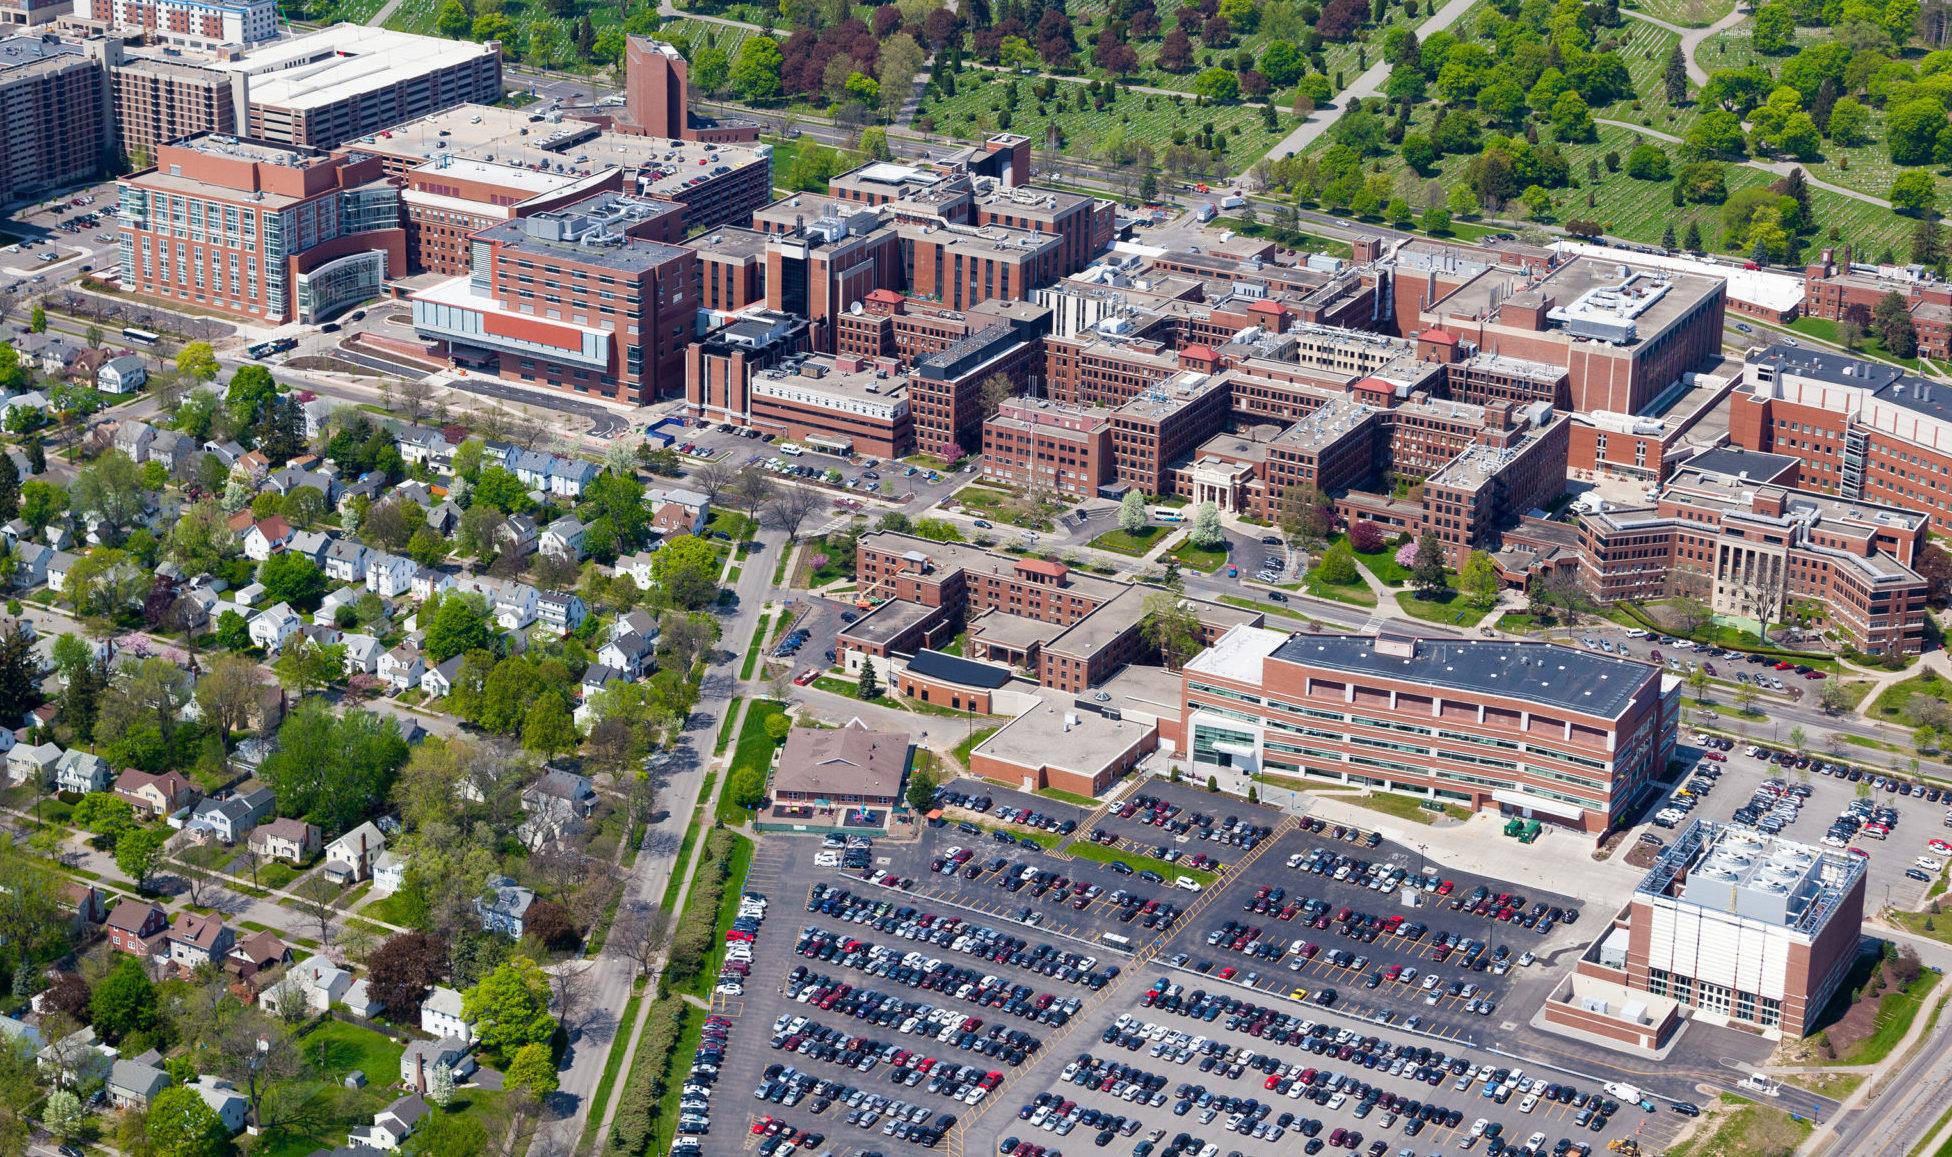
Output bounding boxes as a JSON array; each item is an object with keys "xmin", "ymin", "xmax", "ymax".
[
  {"xmin": 107, "ymin": 1058, "xmax": 171, "ymax": 1110},
  {"xmin": 13, "ymin": 332, "xmax": 82, "ymax": 376},
  {"xmin": 38, "ymin": 1026, "xmax": 113, "ymax": 1090},
  {"xmin": 425, "ymin": 501, "xmax": 461, "ymax": 536},
  {"xmin": 234, "ymin": 450, "xmax": 270, "ymax": 483},
  {"xmin": 6, "ymin": 741, "xmax": 59, "ymax": 787},
  {"xmin": 536, "ymin": 590, "xmax": 587, "ymax": 634},
  {"xmin": 203, "ymin": 440, "xmax": 245, "ymax": 470},
  {"xmin": 96, "ymin": 355, "xmax": 148, "ymax": 395},
  {"xmin": 10, "ymin": 542, "xmax": 51, "ymax": 589},
  {"xmin": 520, "ymin": 770, "xmax": 598, "ymax": 846},
  {"xmin": 184, "ymin": 787, "xmax": 274, "ymax": 845},
  {"xmin": 262, "ymin": 956, "xmax": 351, "ymax": 1017},
  {"xmin": 189, "ymin": 1077, "xmax": 248, "ymax": 1134},
  {"xmin": 540, "ymin": 516, "xmax": 587, "ymax": 561},
  {"xmin": 336, "ymin": 470, "xmax": 387, "ymax": 513},
  {"xmin": 323, "ymin": 821, "xmax": 385, "ymax": 885},
  {"xmin": 401, "ymin": 1038, "xmax": 474, "ymax": 1095},
  {"xmin": 249, "ymin": 817, "xmax": 321, "ymax": 864},
  {"xmin": 372, "ymin": 850, "xmax": 407, "ymax": 896},
  {"xmin": 285, "ymin": 529, "xmax": 333, "ymax": 567},
  {"xmin": 343, "ymin": 978, "xmax": 383, "ymax": 1019},
  {"xmin": 397, "ymin": 428, "xmax": 456, "ymax": 471},
  {"xmin": 496, "ymin": 514, "xmax": 538, "ymax": 556},
  {"xmin": 249, "ymin": 602, "xmax": 302, "ymax": 652},
  {"xmin": 226, "ymin": 928, "xmax": 290, "ymax": 982},
  {"xmin": 324, "ymin": 540, "xmax": 369, "ymax": 583},
  {"xmin": 341, "ymin": 634, "xmax": 383, "ymax": 675},
  {"xmin": 232, "ymin": 581, "xmax": 265, "ymax": 606},
  {"xmin": 167, "ymin": 912, "xmax": 235, "ymax": 974},
  {"xmin": 476, "ymin": 875, "xmax": 535, "ymax": 939},
  {"xmin": 513, "ymin": 450, "xmax": 598, "ymax": 498},
  {"xmin": 298, "ymin": 622, "xmax": 344, "ymax": 652},
  {"xmin": 113, "ymin": 420, "xmax": 157, "ymax": 463},
  {"xmin": 53, "ymin": 749, "xmax": 110, "ymax": 794},
  {"xmin": 616, "ymin": 551, "xmax": 657, "ymax": 590},
  {"xmin": 409, "ymin": 567, "xmax": 453, "ymax": 601},
  {"xmin": 349, "ymin": 1092, "xmax": 430, "ymax": 1149},
  {"xmin": 0, "ymin": 1016, "xmax": 41, "ymax": 1052},
  {"xmin": 419, "ymin": 986, "xmax": 475, "ymax": 1044},
  {"xmin": 57, "ymin": 882, "xmax": 105, "ymax": 926},
  {"xmin": 580, "ymin": 663, "xmax": 622, "ymax": 700},
  {"xmin": 149, "ymin": 430, "xmax": 195, "ymax": 477},
  {"xmin": 0, "ymin": 393, "xmax": 48, "ymax": 426},
  {"xmin": 419, "ymin": 655, "xmax": 462, "ymax": 699},
  {"xmin": 113, "ymin": 768, "xmax": 201, "ymax": 819},
  {"xmin": 267, "ymin": 468, "xmax": 335, "ymax": 502},
  {"xmin": 317, "ymin": 585, "xmax": 362, "ymax": 623},
  {"xmin": 378, "ymin": 646, "xmax": 423, "ymax": 693},
  {"xmin": 365, "ymin": 552, "xmax": 416, "ymax": 598},
  {"xmin": 597, "ymin": 631, "xmax": 656, "ymax": 680},
  {"xmin": 105, "ymin": 900, "xmax": 168, "ymax": 956},
  {"xmin": 300, "ymin": 397, "xmax": 339, "ymax": 439},
  {"xmin": 45, "ymin": 550, "xmax": 77, "ymax": 594},
  {"xmin": 242, "ymin": 516, "xmax": 293, "ymax": 561},
  {"xmin": 645, "ymin": 486, "xmax": 711, "ymax": 536}
]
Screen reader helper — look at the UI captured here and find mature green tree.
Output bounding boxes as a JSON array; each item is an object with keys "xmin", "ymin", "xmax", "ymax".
[
  {"xmin": 730, "ymin": 35, "xmax": 784, "ymax": 100},
  {"xmin": 0, "ymin": 626, "xmax": 38, "ymax": 726},
  {"xmin": 147, "ymin": 1084, "xmax": 229, "ymax": 1157},
  {"xmin": 214, "ymin": 609, "xmax": 251, "ymax": 651},
  {"xmin": 1315, "ymin": 542, "xmax": 1359, "ymax": 585},
  {"xmin": 1411, "ymin": 533, "xmax": 1448, "ymax": 597},
  {"xmin": 115, "ymin": 826, "xmax": 168, "ymax": 891},
  {"xmin": 259, "ymin": 702, "xmax": 408, "ymax": 831},
  {"xmin": 504, "ymin": 1041, "xmax": 559, "ymax": 1097},
  {"xmin": 91, "ymin": 957, "xmax": 159, "ymax": 1042},
  {"xmin": 425, "ymin": 594, "xmax": 495, "ymax": 664},
  {"xmin": 1141, "ymin": 589, "xmax": 1204, "ymax": 669},
  {"xmin": 0, "ymin": 452, "xmax": 20, "ymax": 523},
  {"xmin": 652, "ymin": 534, "xmax": 722, "ymax": 610},
  {"xmin": 1459, "ymin": 550, "xmax": 1501, "ymax": 608},
  {"xmin": 521, "ymin": 695, "xmax": 577, "ymax": 759},
  {"xmin": 462, "ymin": 956, "xmax": 555, "ymax": 1063},
  {"xmin": 175, "ymin": 341, "xmax": 219, "ymax": 388},
  {"xmin": 257, "ymin": 553, "xmax": 325, "ymax": 609},
  {"xmin": 72, "ymin": 450, "xmax": 147, "ymax": 542}
]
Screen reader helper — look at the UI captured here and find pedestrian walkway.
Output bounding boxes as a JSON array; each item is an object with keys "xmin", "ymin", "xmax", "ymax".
[{"xmin": 1618, "ymin": 4, "xmax": 1748, "ymax": 86}]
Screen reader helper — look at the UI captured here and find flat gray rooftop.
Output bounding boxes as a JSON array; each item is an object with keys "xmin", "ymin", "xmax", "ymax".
[
  {"xmin": 1270, "ymin": 634, "xmax": 1656, "ymax": 719},
  {"xmin": 973, "ymin": 699, "xmax": 1152, "ymax": 784}
]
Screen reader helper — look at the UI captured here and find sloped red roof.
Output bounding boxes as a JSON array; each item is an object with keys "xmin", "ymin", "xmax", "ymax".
[{"xmin": 1420, "ymin": 328, "xmax": 1459, "ymax": 345}]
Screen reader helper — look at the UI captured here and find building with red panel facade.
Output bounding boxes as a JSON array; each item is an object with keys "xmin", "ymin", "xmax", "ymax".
[
  {"xmin": 1577, "ymin": 447, "xmax": 1929, "ymax": 655},
  {"xmin": 117, "ymin": 133, "xmax": 404, "ymax": 324},
  {"xmin": 980, "ymin": 398, "xmax": 1111, "ymax": 498},
  {"xmin": 409, "ymin": 192, "xmax": 696, "ymax": 404}
]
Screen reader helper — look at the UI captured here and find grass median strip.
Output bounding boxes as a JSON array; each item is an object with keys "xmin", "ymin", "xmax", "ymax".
[
  {"xmin": 739, "ymin": 612, "xmax": 771, "ymax": 681},
  {"xmin": 714, "ymin": 699, "xmax": 744, "ymax": 757},
  {"xmin": 1062, "ymin": 838, "xmax": 1216, "ymax": 886}
]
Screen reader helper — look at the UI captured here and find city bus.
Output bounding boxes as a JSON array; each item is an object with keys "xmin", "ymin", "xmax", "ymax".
[{"xmin": 121, "ymin": 327, "xmax": 160, "ymax": 346}]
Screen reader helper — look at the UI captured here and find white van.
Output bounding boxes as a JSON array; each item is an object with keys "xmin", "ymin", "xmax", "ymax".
[
  {"xmin": 1174, "ymin": 876, "xmax": 1204, "ymax": 892},
  {"xmin": 780, "ymin": 443, "xmax": 805, "ymax": 456}
]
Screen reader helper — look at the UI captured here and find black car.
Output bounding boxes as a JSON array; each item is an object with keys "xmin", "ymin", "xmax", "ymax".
[{"xmin": 1671, "ymin": 1102, "xmax": 1701, "ymax": 1117}]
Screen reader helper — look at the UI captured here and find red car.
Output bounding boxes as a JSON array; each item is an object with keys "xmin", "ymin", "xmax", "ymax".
[
  {"xmin": 1218, "ymin": 966, "xmax": 1237, "ymax": 980},
  {"xmin": 1701, "ymin": 751, "xmax": 1726, "ymax": 762},
  {"xmin": 794, "ymin": 668, "xmax": 819, "ymax": 686}
]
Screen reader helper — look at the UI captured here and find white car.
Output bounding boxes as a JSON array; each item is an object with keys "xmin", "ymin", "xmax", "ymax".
[{"xmin": 1919, "ymin": 857, "xmax": 1946, "ymax": 871}]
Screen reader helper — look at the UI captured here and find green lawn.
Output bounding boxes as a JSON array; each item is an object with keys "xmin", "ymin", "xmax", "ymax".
[
  {"xmin": 1087, "ymin": 525, "xmax": 1166, "ymax": 557},
  {"xmin": 1395, "ymin": 590, "xmax": 1481, "ymax": 626},
  {"xmin": 257, "ymin": 860, "xmax": 302, "ymax": 891},
  {"xmin": 1337, "ymin": 791, "xmax": 1471, "ymax": 825},
  {"xmin": 715, "ymin": 696, "xmax": 745, "ymax": 757},
  {"xmin": 1837, "ymin": 969, "xmax": 1942, "ymax": 1065},
  {"xmin": 1219, "ymin": 594, "xmax": 1323, "ymax": 625},
  {"xmin": 297, "ymin": 1019, "xmax": 404, "ymax": 1084},
  {"xmin": 1062, "ymin": 838, "xmax": 1216, "ymax": 886},
  {"xmin": 1354, "ymin": 546, "xmax": 1412, "ymax": 587},
  {"xmin": 659, "ymin": 795, "xmax": 708, "ymax": 913},
  {"xmin": 724, "ymin": 699, "xmax": 789, "ymax": 825},
  {"xmin": 1036, "ymin": 786, "xmax": 1103, "ymax": 808},
  {"xmin": 1866, "ymin": 672, "xmax": 1952, "ymax": 727},
  {"xmin": 1168, "ymin": 540, "xmax": 1229, "ymax": 573},
  {"xmin": 1790, "ymin": 315, "xmax": 1923, "ymax": 370},
  {"xmin": 1302, "ymin": 573, "xmax": 1377, "ymax": 607},
  {"xmin": 917, "ymin": 79, "xmax": 1292, "ymax": 174},
  {"xmin": 740, "ymin": 612, "xmax": 771, "ymax": 681},
  {"xmin": 953, "ymin": 726, "xmax": 1001, "ymax": 766},
  {"xmin": 360, "ymin": 890, "xmax": 419, "ymax": 928},
  {"xmin": 1624, "ymin": 0, "xmax": 1737, "ymax": 25},
  {"xmin": 955, "ymin": 484, "xmax": 1060, "ymax": 531}
]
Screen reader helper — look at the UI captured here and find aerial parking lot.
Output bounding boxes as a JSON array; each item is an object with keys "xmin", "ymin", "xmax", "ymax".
[
  {"xmin": 713, "ymin": 783, "xmax": 1842, "ymax": 1157},
  {"xmin": 1650, "ymin": 734, "xmax": 1952, "ymax": 913}
]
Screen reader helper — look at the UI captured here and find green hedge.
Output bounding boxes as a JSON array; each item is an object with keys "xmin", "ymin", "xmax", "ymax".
[{"xmin": 606, "ymin": 996, "xmax": 693, "ymax": 1154}]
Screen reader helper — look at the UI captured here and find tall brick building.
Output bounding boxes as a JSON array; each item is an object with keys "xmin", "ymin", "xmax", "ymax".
[
  {"xmin": 118, "ymin": 133, "xmax": 403, "ymax": 324},
  {"xmin": 101, "ymin": 42, "xmax": 235, "ymax": 161},
  {"xmin": 0, "ymin": 35, "xmax": 105, "ymax": 206},
  {"xmin": 1579, "ymin": 447, "xmax": 1930, "ymax": 655},
  {"xmin": 409, "ymin": 192, "xmax": 696, "ymax": 404}
]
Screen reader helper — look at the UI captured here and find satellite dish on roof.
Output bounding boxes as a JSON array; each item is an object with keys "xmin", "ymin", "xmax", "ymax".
[{"xmin": 850, "ymin": 301, "xmax": 864, "ymax": 314}]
